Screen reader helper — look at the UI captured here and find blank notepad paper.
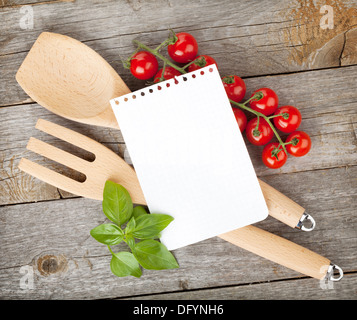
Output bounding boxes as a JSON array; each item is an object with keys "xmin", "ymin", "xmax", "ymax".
[{"xmin": 110, "ymin": 65, "xmax": 268, "ymax": 250}]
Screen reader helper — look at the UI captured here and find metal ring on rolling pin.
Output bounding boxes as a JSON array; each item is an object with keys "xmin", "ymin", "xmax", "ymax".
[
  {"xmin": 326, "ymin": 264, "xmax": 344, "ymax": 282},
  {"xmin": 296, "ymin": 212, "xmax": 316, "ymax": 231}
]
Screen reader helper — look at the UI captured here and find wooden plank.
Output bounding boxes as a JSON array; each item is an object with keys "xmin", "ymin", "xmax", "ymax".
[
  {"xmin": 0, "ymin": 166, "xmax": 355, "ymax": 299},
  {"xmin": 1, "ymin": 0, "xmax": 356, "ymax": 106},
  {"xmin": 342, "ymin": 28, "xmax": 357, "ymax": 66},
  {"xmin": 0, "ymin": 104, "xmax": 124, "ymax": 204},
  {"xmin": 0, "ymin": 0, "xmax": 356, "ymax": 301},
  {"xmin": 122, "ymin": 273, "xmax": 357, "ymax": 300},
  {"xmin": 281, "ymin": 1, "xmax": 357, "ymax": 68},
  {"xmin": 0, "ymin": 0, "xmax": 73, "ymax": 8},
  {"xmin": 1, "ymin": 66, "xmax": 356, "ymax": 205}
]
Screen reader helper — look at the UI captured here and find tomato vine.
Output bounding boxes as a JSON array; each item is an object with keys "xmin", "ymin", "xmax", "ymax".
[{"xmin": 123, "ymin": 29, "xmax": 311, "ymax": 169}]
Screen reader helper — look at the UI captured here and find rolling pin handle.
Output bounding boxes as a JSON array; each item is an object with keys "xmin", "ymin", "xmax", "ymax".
[{"xmin": 296, "ymin": 212, "xmax": 316, "ymax": 232}]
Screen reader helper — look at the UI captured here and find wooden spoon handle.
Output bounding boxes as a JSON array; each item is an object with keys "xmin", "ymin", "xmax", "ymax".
[
  {"xmin": 219, "ymin": 225, "xmax": 330, "ymax": 280},
  {"xmin": 258, "ymin": 179, "xmax": 305, "ymax": 229}
]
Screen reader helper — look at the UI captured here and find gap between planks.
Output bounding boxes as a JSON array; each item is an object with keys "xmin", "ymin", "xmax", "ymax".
[
  {"xmin": 115, "ymin": 271, "xmax": 357, "ymax": 300},
  {"xmin": 0, "ymin": 164, "xmax": 355, "ymax": 208},
  {"xmin": 0, "ymin": 0, "xmax": 74, "ymax": 9},
  {"xmin": 1, "ymin": 64, "xmax": 356, "ymax": 109}
]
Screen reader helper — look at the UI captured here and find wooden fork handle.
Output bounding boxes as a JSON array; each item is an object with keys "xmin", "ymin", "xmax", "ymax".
[
  {"xmin": 219, "ymin": 225, "xmax": 330, "ymax": 280},
  {"xmin": 258, "ymin": 179, "xmax": 305, "ymax": 229}
]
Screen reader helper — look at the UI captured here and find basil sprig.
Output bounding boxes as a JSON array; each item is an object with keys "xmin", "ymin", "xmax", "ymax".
[{"xmin": 90, "ymin": 181, "xmax": 178, "ymax": 278}]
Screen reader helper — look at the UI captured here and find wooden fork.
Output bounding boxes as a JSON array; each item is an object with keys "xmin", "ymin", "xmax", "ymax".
[
  {"xmin": 17, "ymin": 119, "xmax": 337, "ymax": 280},
  {"xmin": 18, "ymin": 119, "xmax": 146, "ymax": 204}
]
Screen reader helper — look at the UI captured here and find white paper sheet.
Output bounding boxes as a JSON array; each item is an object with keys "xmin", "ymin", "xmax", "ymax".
[{"xmin": 110, "ymin": 65, "xmax": 268, "ymax": 250}]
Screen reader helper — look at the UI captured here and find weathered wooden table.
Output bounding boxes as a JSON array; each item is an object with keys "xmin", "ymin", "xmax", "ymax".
[{"xmin": 1, "ymin": 0, "xmax": 356, "ymax": 300}]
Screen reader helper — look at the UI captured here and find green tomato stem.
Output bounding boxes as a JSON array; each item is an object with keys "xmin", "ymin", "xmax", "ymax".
[
  {"xmin": 267, "ymin": 112, "xmax": 289, "ymax": 120},
  {"xmin": 158, "ymin": 61, "xmax": 167, "ymax": 82},
  {"xmin": 154, "ymin": 30, "xmax": 177, "ymax": 52},
  {"xmin": 182, "ymin": 59, "xmax": 197, "ymax": 70},
  {"xmin": 230, "ymin": 96, "xmax": 260, "ymax": 116},
  {"xmin": 132, "ymin": 40, "xmax": 186, "ymax": 74},
  {"xmin": 267, "ymin": 114, "xmax": 280, "ymax": 119},
  {"xmin": 155, "ymin": 28, "xmax": 178, "ymax": 51},
  {"xmin": 253, "ymin": 116, "xmax": 260, "ymax": 136},
  {"xmin": 284, "ymin": 138, "xmax": 299, "ymax": 146},
  {"xmin": 265, "ymin": 117, "xmax": 287, "ymax": 154},
  {"xmin": 154, "ymin": 39, "xmax": 170, "ymax": 52},
  {"xmin": 230, "ymin": 96, "xmax": 287, "ymax": 155},
  {"xmin": 123, "ymin": 47, "xmax": 140, "ymax": 69},
  {"xmin": 242, "ymin": 91, "xmax": 264, "ymax": 106}
]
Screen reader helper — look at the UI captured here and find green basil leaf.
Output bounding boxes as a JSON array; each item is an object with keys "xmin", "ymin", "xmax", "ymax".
[
  {"xmin": 133, "ymin": 239, "xmax": 179, "ymax": 270},
  {"xmin": 102, "ymin": 181, "xmax": 133, "ymax": 226},
  {"xmin": 132, "ymin": 214, "xmax": 174, "ymax": 239},
  {"xmin": 90, "ymin": 223, "xmax": 124, "ymax": 245},
  {"xmin": 125, "ymin": 217, "xmax": 136, "ymax": 234},
  {"xmin": 110, "ymin": 252, "xmax": 142, "ymax": 278},
  {"xmin": 125, "ymin": 234, "xmax": 136, "ymax": 251},
  {"xmin": 132, "ymin": 205, "xmax": 147, "ymax": 219}
]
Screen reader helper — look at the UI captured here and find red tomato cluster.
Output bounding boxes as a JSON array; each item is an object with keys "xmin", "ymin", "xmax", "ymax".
[
  {"xmin": 128, "ymin": 32, "xmax": 311, "ymax": 169},
  {"xmin": 231, "ymin": 86, "xmax": 311, "ymax": 169},
  {"xmin": 130, "ymin": 32, "xmax": 217, "ymax": 82}
]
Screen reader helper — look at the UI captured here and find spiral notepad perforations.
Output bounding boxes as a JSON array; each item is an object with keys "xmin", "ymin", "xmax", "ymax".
[{"xmin": 110, "ymin": 65, "xmax": 268, "ymax": 250}]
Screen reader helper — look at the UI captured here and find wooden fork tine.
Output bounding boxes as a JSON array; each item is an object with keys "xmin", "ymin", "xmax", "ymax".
[
  {"xmin": 26, "ymin": 137, "xmax": 90, "ymax": 174},
  {"xmin": 18, "ymin": 158, "xmax": 87, "ymax": 198},
  {"xmin": 36, "ymin": 119, "xmax": 98, "ymax": 153}
]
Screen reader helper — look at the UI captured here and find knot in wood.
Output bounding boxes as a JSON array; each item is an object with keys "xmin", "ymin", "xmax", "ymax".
[{"xmin": 37, "ymin": 254, "xmax": 67, "ymax": 276}]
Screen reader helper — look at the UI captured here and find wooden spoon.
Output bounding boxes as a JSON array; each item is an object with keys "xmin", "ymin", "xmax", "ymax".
[
  {"xmin": 16, "ymin": 32, "xmax": 128, "ymax": 129},
  {"xmin": 16, "ymin": 32, "xmax": 313, "ymax": 231}
]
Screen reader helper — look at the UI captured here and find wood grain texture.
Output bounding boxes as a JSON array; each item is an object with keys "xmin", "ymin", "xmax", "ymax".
[
  {"xmin": 0, "ymin": 0, "xmax": 73, "ymax": 7},
  {"xmin": 1, "ymin": 0, "xmax": 356, "ymax": 106},
  {"xmin": 0, "ymin": 166, "xmax": 355, "ymax": 299},
  {"xmin": 1, "ymin": 66, "xmax": 356, "ymax": 205},
  {"xmin": 281, "ymin": 0, "xmax": 357, "ymax": 68},
  {"xmin": 121, "ymin": 273, "xmax": 357, "ymax": 300},
  {"xmin": 1, "ymin": 0, "xmax": 356, "ymax": 300},
  {"xmin": 0, "ymin": 0, "xmax": 73, "ymax": 8}
]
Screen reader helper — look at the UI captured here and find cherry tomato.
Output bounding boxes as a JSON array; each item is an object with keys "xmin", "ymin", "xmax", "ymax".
[
  {"xmin": 167, "ymin": 32, "xmax": 198, "ymax": 64},
  {"xmin": 188, "ymin": 55, "xmax": 217, "ymax": 72},
  {"xmin": 154, "ymin": 66, "xmax": 182, "ymax": 83},
  {"xmin": 285, "ymin": 131, "xmax": 311, "ymax": 157},
  {"xmin": 130, "ymin": 51, "xmax": 158, "ymax": 80},
  {"xmin": 232, "ymin": 108, "xmax": 247, "ymax": 133},
  {"xmin": 262, "ymin": 142, "xmax": 287, "ymax": 169},
  {"xmin": 245, "ymin": 117, "xmax": 274, "ymax": 146},
  {"xmin": 273, "ymin": 106, "xmax": 302, "ymax": 133},
  {"xmin": 249, "ymin": 88, "xmax": 278, "ymax": 116},
  {"xmin": 222, "ymin": 75, "xmax": 246, "ymax": 103}
]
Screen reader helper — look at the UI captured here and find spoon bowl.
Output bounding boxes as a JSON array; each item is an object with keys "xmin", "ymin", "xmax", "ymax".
[{"xmin": 16, "ymin": 32, "xmax": 130, "ymax": 129}]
